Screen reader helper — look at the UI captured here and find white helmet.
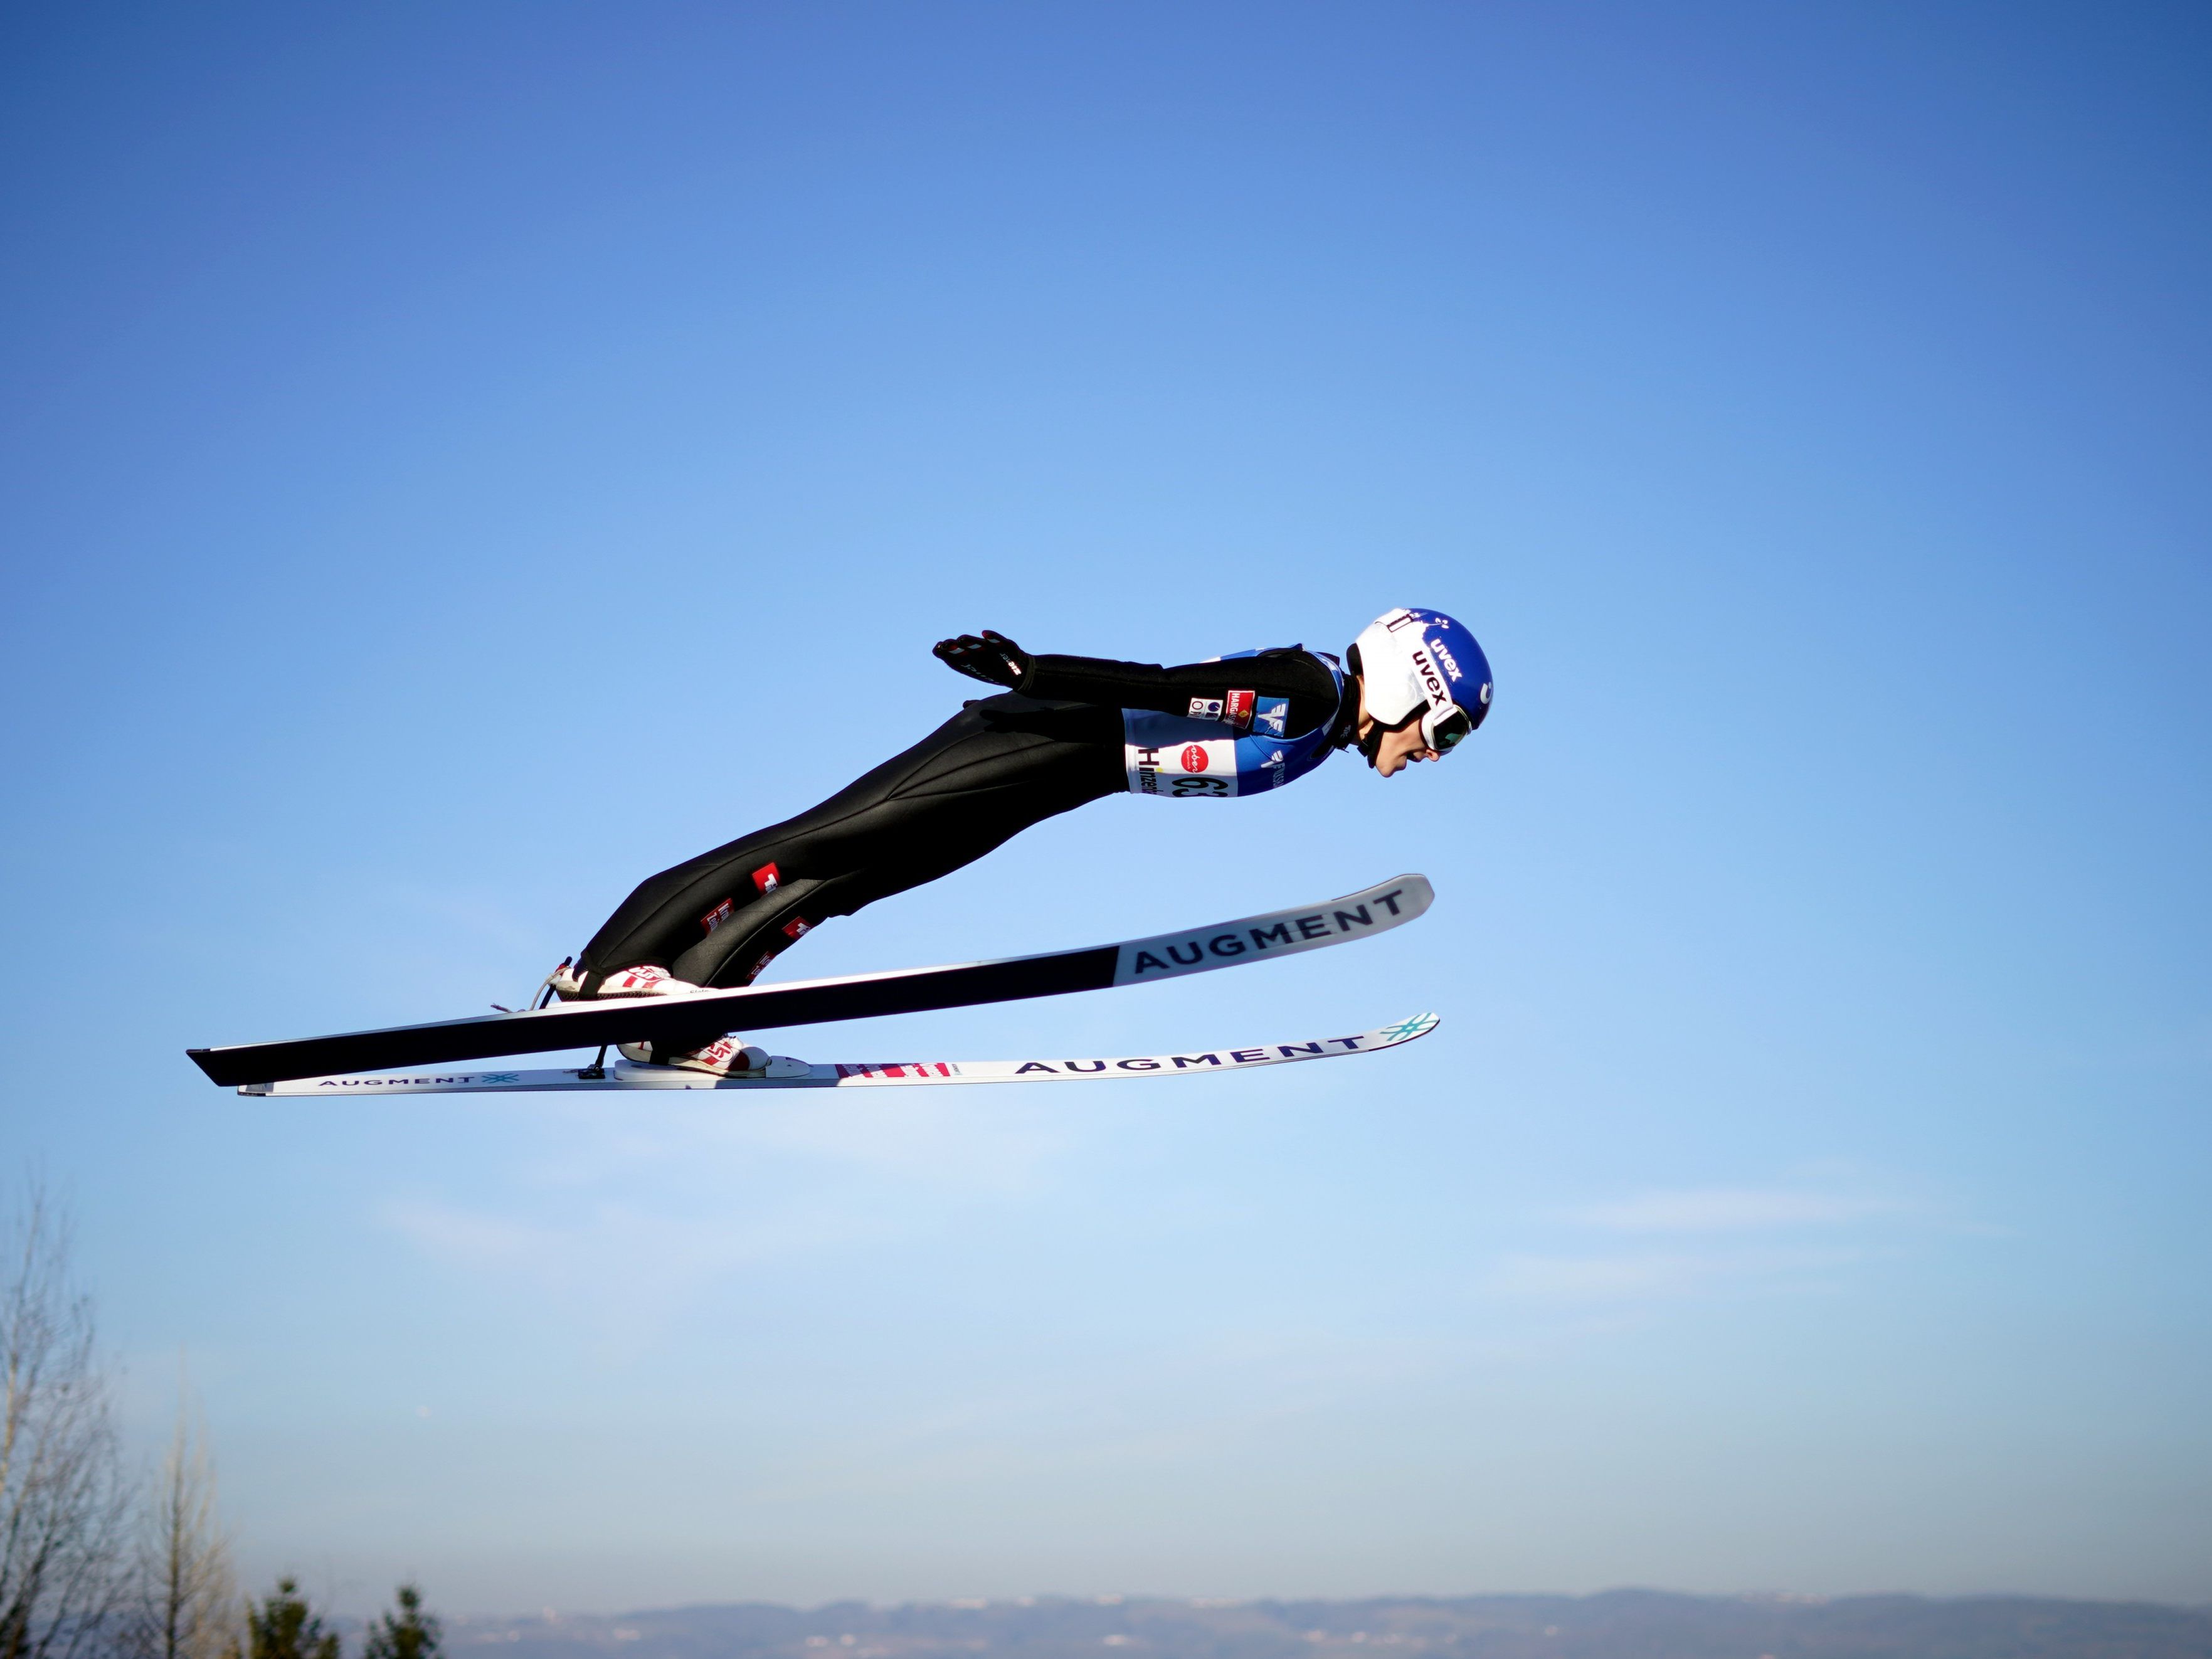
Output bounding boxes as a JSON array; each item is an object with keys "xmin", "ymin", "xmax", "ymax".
[{"xmin": 1348, "ymin": 607, "xmax": 1494, "ymax": 755}]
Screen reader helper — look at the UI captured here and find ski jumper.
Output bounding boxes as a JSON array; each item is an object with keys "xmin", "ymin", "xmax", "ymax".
[{"xmin": 572, "ymin": 648, "xmax": 1350, "ymax": 995}]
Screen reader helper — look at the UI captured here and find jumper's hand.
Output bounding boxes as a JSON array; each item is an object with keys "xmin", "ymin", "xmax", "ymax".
[{"xmin": 933, "ymin": 629, "xmax": 1031, "ymax": 689}]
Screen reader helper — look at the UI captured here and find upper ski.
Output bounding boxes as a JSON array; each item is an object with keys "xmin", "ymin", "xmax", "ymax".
[{"xmin": 188, "ymin": 874, "xmax": 1433, "ymax": 1087}]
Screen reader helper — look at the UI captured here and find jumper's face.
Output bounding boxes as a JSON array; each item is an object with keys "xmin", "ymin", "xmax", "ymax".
[
  {"xmin": 1371, "ymin": 721, "xmax": 1441, "ymax": 777},
  {"xmin": 1371, "ymin": 725, "xmax": 1442, "ymax": 783},
  {"xmin": 1355, "ymin": 678, "xmax": 1443, "ymax": 778}
]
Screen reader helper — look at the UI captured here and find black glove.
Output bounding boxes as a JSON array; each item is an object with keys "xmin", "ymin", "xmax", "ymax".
[{"xmin": 933, "ymin": 628, "xmax": 1032, "ymax": 689}]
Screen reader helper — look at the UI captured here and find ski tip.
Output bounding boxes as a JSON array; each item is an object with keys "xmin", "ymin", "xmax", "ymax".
[
  {"xmin": 1377, "ymin": 1010, "xmax": 1442, "ymax": 1047},
  {"xmin": 1342, "ymin": 872, "xmax": 1434, "ymax": 918}
]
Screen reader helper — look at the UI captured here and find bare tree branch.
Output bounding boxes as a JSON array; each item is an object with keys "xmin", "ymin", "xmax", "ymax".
[
  {"xmin": 0, "ymin": 1184, "xmax": 130, "ymax": 1659},
  {"xmin": 126, "ymin": 1365, "xmax": 235, "ymax": 1659}
]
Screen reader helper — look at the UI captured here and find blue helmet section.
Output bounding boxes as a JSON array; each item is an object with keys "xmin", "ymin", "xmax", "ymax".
[{"xmin": 1424, "ymin": 612, "xmax": 1493, "ymax": 733}]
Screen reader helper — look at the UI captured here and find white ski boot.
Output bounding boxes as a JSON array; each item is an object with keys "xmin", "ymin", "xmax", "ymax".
[
  {"xmin": 618, "ymin": 1034, "xmax": 771, "ymax": 1076},
  {"xmin": 542, "ymin": 960, "xmax": 702, "ymax": 1001},
  {"xmin": 539, "ymin": 959, "xmax": 765, "ymax": 1075}
]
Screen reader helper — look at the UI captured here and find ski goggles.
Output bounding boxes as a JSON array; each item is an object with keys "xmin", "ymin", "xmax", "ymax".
[{"xmin": 1422, "ymin": 700, "xmax": 1474, "ymax": 755}]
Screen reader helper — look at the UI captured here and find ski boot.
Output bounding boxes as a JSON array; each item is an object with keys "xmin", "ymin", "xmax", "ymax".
[
  {"xmin": 618, "ymin": 1034, "xmax": 771, "ymax": 1076},
  {"xmin": 540, "ymin": 959, "xmax": 702, "ymax": 1002}
]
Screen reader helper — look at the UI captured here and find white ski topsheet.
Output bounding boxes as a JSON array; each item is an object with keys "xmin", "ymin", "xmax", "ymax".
[{"xmin": 239, "ymin": 1013, "xmax": 1441, "ymax": 1095}]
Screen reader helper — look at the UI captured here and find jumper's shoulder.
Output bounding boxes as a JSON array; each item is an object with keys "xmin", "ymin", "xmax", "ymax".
[
  {"xmin": 1254, "ymin": 643, "xmax": 1340, "ymax": 685},
  {"xmin": 1236, "ymin": 646, "xmax": 1347, "ymax": 741}
]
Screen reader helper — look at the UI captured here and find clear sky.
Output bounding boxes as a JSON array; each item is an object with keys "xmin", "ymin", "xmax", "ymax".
[{"xmin": 3, "ymin": 0, "xmax": 2208, "ymax": 1618}]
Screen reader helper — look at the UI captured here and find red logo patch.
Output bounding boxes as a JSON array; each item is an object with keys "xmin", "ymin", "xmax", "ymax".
[
  {"xmin": 1181, "ymin": 744, "xmax": 1210, "ymax": 771},
  {"xmin": 751, "ymin": 862, "xmax": 780, "ymax": 894},
  {"xmin": 781, "ymin": 916, "xmax": 811, "ymax": 940},
  {"xmin": 699, "ymin": 898, "xmax": 734, "ymax": 935},
  {"xmin": 1225, "ymin": 689, "xmax": 1255, "ymax": 731}
]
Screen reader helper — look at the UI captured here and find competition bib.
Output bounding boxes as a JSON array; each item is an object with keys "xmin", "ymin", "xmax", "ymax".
[{"xmin": 1122, "ymin": 650, "xmax": 1345, "ymax": 799}]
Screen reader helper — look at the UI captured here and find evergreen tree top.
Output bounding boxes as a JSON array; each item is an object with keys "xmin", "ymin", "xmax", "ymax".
[
  {"xmin": 364, "ymin": 1584, "xmax": 442, "ymax": 1659},
  {"xmin": 248, "ymin": 1579, "xmax": 339, "ymax": 1659}
]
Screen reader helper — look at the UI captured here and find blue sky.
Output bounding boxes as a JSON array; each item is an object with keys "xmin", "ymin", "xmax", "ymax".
[{"xmin": 3, "ymin": 0, "xmax": 2208, "ymax": 1616}]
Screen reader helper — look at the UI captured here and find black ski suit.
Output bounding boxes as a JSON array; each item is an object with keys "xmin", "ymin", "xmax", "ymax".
[{"xmin": 572, "ymin": 647, "xmax": 1348, "ymax": 997}]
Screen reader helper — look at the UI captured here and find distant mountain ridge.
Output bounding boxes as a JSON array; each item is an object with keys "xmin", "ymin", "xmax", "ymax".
[{"xmin": 443, "ymin": 1592, "xmax": 2212, "ymax": 1659}]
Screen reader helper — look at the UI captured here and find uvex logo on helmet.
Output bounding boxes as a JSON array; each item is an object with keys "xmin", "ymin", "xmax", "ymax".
[{"xmin": 1412, "ymin": 647, "xmax": 1453, "ymax": 713}]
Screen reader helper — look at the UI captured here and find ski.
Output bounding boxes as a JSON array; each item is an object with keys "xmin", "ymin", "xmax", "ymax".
[
  {"xmin": 189, "ymin": 874, "xmax": 1433, "ymax": 1088},
  {"xmin": 236, "ymin": 1012, "xmax": 1441, "ymax": 1095}
]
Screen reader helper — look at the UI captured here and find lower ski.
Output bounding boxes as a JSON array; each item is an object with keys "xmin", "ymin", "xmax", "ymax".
[
  {"xmin": 191, "ymin": 874, "xmax": 1433, "ymax": 1087},
  {"xmin": 236, "ymin": 1012, "xmax": 1440, "ymax": 1095}
]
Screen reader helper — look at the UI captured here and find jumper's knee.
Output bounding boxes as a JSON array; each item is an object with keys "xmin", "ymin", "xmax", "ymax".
[{"xmin": 672, "ymin": 874, "xmax": 835, "ymax": 989}]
